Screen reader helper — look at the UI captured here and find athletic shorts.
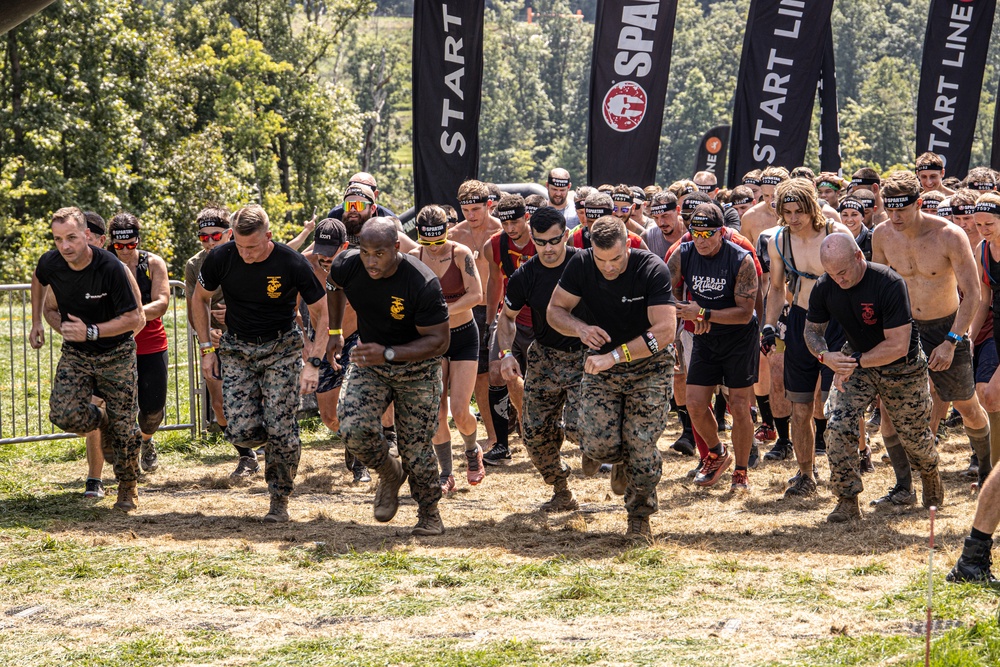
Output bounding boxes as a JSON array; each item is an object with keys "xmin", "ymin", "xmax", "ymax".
[
  {"xmin": 784, "ymin": 305, "xmax": 844, "ymax": 403},
  {"xmin": 317, "ymin": 332, "xmax": 359, "ymax": 394},
  {"xmin": 675, "ymin": 327, "xmax": 694, "ymax": 375},
  {"xmin": 446, "ymin": 319, "xmax": 480, "ymax": 362},
  {"xmin": 914, "ymin": 313, "xmax": 976, "ymax": 402},
  {"xmin": 489, "ymin": 321, "xmax": 534, "ymax": 376},
  {"xmin": 473, "ymin": 305, "xmax": 491, "ymax": 374},
  {"xmin": 974, "ymin": 337, "xmax": 999, "ymax": 385},
  {"xmin": 686, "ymin": 322, "xmax": 760, "ymax": 389}
]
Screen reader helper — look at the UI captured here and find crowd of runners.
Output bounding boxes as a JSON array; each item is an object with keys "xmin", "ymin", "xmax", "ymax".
[{"xmin": 27, "ymin": 157, "xmax": 1000, "ymax": 585}]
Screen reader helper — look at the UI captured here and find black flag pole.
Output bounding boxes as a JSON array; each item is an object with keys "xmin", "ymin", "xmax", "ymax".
[{"xmin": 818, "ymin": 22, "xmax": 841, "ymax": 175}]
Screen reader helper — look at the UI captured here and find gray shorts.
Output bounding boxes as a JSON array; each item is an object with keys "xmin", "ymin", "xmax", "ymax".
[{"xmin": 914, "ymin": 312, "xmax": 976, "ymax": 402}]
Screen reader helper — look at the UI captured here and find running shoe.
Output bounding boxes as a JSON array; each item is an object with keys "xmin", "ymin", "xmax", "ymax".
[
  {"xmin": 866, "ymin": 407, "xmax": 881, "ymax": 434},
  {"xmin": 754, "ymin": 423, "xmax": 777, "ymax": 444},
  {"xmin": 694, "ymin": 447, "xmax": 733, "ymax": 487},
  {"xmin": 962, "ymin": 454, "xmax": 980, "ymax": 480},
  {"xmin": 814, "ymin": 437, "xmax": 826, "ymax": 457},
  {"xmin": 859, "ymin": 445, "xmax": 875, "ymax": 474},
  {"xmin": 483, "ymin": 443, "xmax": 512, "ymax": 467},
  {"xmin": 670, "ymin": 434, "xmax": 696, "ymax": 456},
  {"xmin": 748, "ymin": 443, "xmax": 761, "ymax": 470},
  {"xmin": 352, "ymin": 461, "xmax": 371, "ymax": 484},
  {"xmin": 869, "ymin": 484, "xmax": 917, "ymax": 507},
  {"xmin": 730, "ymin": 468, "xmax": 750, "ymax": 493},
  {"xmin": 787, "ymin": 466, "xmax": 819, "ymax": 485},
  {"xmin": 687, "ymin": 458, "xmax": 705, "ymax": 479},
  {"xmin": 944, "ymin": 408, "xmax": 963, "ymax": 428},
  {"xmin": 83, "ymin": 478, "xmax": 105, "ymax": 499},
  {"xmin": 763, "ymin": 438, "xmax": 794, "ymax": 461},
  {"xmin": 230, "ymin": 455, "xmax": 260, "ymax": 480},
  {"xmin": 783, "ymin": 474, "xmax": 817, "ymax": 498},
  {"xmin": 466, "ymin": 445, "xmax": 486, "ymax": 484},
  {"xmin": 440, "ymin": 474, "xmax": 456, "ymax": 496},
  {"xmin": 140, "ymin": 438, "xmax": 159, "ymax": 473}
]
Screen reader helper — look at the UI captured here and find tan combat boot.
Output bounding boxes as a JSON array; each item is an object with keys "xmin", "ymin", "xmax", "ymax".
[
  {"xmin": 540, "ymin": 478, "xmax": 579, "ymax": 513},
  {"xmin": 826, "ymin": 496, "xmax": 863, "ymax": 523},
  {"xmin": 411, "ymin": 502, "xmax": 445, "ymax": 536},
  {"xmin": 373, "ymin": 455, "xmax": 407, "ymax": 523},
  {"xmin": 263, "ymin": 495, "xmax": 290, "ymax": 523},
  {"xmin": 625, "ymin": 516, "xmax": 652, "ymax": 541},
  {"xmin": 113, "ymin": 481, "xmax": 138, "ymax": 512}
]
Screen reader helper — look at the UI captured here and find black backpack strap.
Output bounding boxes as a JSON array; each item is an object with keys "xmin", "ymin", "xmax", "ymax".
[{"xmin": 499, "ymin": 234, "xmax": 517, "ymax": 278}]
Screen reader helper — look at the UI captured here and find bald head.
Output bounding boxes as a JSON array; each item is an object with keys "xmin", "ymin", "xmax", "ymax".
[
  {"xmin": 820, "ymin": 233, "xmax": 866, "ymax": 289},
  {"xmin": 359, "ymin": 217, "xmax": 399, "ymax": 248}
]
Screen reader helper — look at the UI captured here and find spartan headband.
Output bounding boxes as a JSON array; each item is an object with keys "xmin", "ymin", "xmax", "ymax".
[
  {"xmin": 611, "ymin": 192, "xmax": 633, "ymax": 203},
  {"xmin": 111, "ymin": 227, "xmax": 138, "ymax": 241},
  {"xmin": 936, "ymin": 204, "xmax": 953, "ymax": 217},
  {"xmin": 416, "ymin": 222, "xmax": 447, "ymax": 237},
  {"xmin": 696, "ymin": 184, "xmax": 716, "ymax": 193},
  {"xmin": 458, "ymin": 195, "xmax": 489, "ymax": 206},
  {"xmin": 198, "ymin": 216, "xmax": 228, "ymax": 230},
  {"xmin": 955, "ymin": 204, "xmax": 977, "ymax": 216},
  {"xmin": 585, "ymin": 206, "xmax": 613, "ymax": 219},
  {"xmin": 839, "ymin": 199, "xmax": 865, "ymax": 213},
  {"xmin": 921, "ymin": 199, "xmax": 940, "ymax": 210},
  {"xmin": 760, "ymin": 176, "xmax": 782, "ymax": 186},
  {"xmin": 729, "ymin": 195, "xmax": 753, "ymax": 206},
  {"xmin": 743, "ymin": 177, "xmax": 761, "ymax": 186},
  {"xmin": 548, "ymin": 176, "xmax": 569, "ymax": 188},
  {"xmin": 975, "ymin": 202, "xmax": 1000, "ymax": 215},
  {"xmin": 883, "ymin": 193, "xmax": 920, "ymax": 209},
  {"xmin": 524, "ymin": 205, "xmax": 538, "ymax": 217},
  {"xmin": 915, "ymin": 164, "xmax": 941, "ymax": 172},
  {"xmin": 782, "ymin": 195, "xmax": 802, "ymax": 204},
  {"xmin": 817, "ymin": 180, "xmax": 840, "ymax": 191},
  {"xmin": 496, "ymin": 205, "xmax": 525, "ymax": 221},
  {"xmin": 680, "ymin": 185, "xmax": 696, "ymax": 195},
  {"xmin": 650, "ymin": 202, "xmax": 677, "ymax": 215},
  {"xmin": 969, "ymin": 181, "xmax": 997, "ymax": 192},
  {"xmin": 851, "ymin": 177, "xmax": 879, "ymax": 188}
]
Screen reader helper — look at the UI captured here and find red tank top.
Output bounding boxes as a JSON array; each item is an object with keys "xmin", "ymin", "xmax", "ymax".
[
  {"xmin": 133, "ymin": 251, "xmax": 168, "ymax": 355},
  {"xmin": 423, "ymin": 246, "xmax": 466, "ymax": 304},
  {"xmin": 490, "ymin": 232, "xmax": 535, "ymax": 327}
]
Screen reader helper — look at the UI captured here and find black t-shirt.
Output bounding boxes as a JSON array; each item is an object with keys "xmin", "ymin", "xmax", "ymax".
[
  {"xmin": 558, "ymin": 248, "xmax": 675, "ymax": 353},
  {"xmin": 35, "ymin": 246, "xmax": 138, "ymax": 353},
  {"xmin": 680, "ymin": 239, "xmax": 755, "ymax": 336},
  {"xmin": 198, "ymin": 242, "xmax": 325, "ymax": 338},
  {"xmin": 505, "ymin": 246, "xmax": 592, "ymax": 352},
  {"xmin": 807, "ymin": 262, "xmax": 919, "ymax": 362},
  {"xmin": 329, "ymin": 250, "xmax": 449, "ymax": 346}
]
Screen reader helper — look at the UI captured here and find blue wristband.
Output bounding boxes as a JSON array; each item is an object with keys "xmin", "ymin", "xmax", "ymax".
[{"xmin": 946, "ymin": 331, "xmax": 962, "ymax": 344}]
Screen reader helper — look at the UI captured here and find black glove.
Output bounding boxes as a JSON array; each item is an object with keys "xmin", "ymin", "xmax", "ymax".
[{"xmin": 760, "ymin": 324, "xmax": 777, "ymax": 355}]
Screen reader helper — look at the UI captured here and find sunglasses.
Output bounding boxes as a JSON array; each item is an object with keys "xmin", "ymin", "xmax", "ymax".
[
  {"xmin": 690, "ymin": 228, "xmax": 720, "ymax": 239},
  {"xmin": 198, "ymin": 231, "xmax": 226, "ymax": 242},
  {"xmin": 531, "ymin": 234, "xmax": 564, "ymax": 247},
  {"xmin": 613, "ymin": 205, "xmax": 632, "ymax": 213},
  {"xmin": 344, "ymin": 200, "xmax": 372, "ymax": 213},
  {"xmin": 418, "ymin": 237, "xmax": 447, "ymax": 246},
  {"xmin": 112, "ymin": 241, "xmax": 139, "ymax": 250}
]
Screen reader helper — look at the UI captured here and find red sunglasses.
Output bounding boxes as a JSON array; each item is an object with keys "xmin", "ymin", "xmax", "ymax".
[
  {"xmin": 112, "ymin": 241, "xmax": 138, "ymax": 250},
  {"xmin": 198, "ymin": 231, "xmax": 225, "ymax": 242}
]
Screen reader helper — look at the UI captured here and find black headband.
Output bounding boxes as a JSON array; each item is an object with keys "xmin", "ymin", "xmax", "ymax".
[
  {"xmin": 955, "ymin": 203, "xmax": 977, "ymax": 216},
  {"xmin": 458, "ymin": 195, "xmax": 488, "ymax": 206},
  {"xmin": 937, "ymin": 204, "xmax": 953, "ymax": 217},
  {"xmin": 585, "ymin": 206, "xmax": 612, "ymax": 219},
  {"xmin": 198, "ymin": 216, "xmax": 228, "ymax": 230},
  {"xmin": 743, "ymin": 177, "xmax": 761, "ymax": 186},
  {"xmin": 650, "ymin": 202, "xmax": 677, "ymax": 215},
  {"xmin": 496, "ymin": 205, "xmax": 525, "ymax": 222},
  {"xmin": 696, "ymin": 184, "xmax": 716, "ymax": 193},
  {"xmin": 111, "ymin": 227, "xmax": 138, "ymax": 241},
  {"xmin": 681, "ymin": 185, "xmax": 696, "ymax": 195},
  {"xmin": 782, "ymin": 195, "xmax": 800, "ymax": 204},
  {"xmin": 548, "ymin": 176, "xmax": 570, "ymax": 188},
  {"xmin": 851, "ymin": 177, "xmax": 879, "ymax": 188},
  {"xmin": 525, "ymin": 205, "xmax": 538, "ymax": 217},
  {"xmin": 976, "ymin": 202, "xmax": 1000, "ymax": 215},
  {"xmin": 969, "ymin": 181, "xmax": 996, "ymax": 192},
  {"xmin": 883, "ymin": 193, "xmax": 920, "ymax": 209},
  {"xmin": 417, "ymin": 222, "xmax": 447, "ymax": 237},
  {"xmin": 760, "ymin": 176, "xmax": 782, "ymax": 186},
  {"xmin": 921, "ymin": 199, "xmax": 940, "ymax": 210},
  {"xmin": 839, "ymin": 199, "xmax": 865, "ymax": 213},
  {"xmin": 611, "ymin": 193, "xmax": 633, "ymax": 204},
  {"xmin": 915, "ymin": 164, "xmax": 941, "ymax": 172},
  {"xmin": 729, "ymin": 195, "xmax": 753, "ymax": 206}
]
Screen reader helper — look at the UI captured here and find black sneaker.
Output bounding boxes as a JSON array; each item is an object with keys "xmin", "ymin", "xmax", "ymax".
[
  {"xmin": 947, "ymin": 536, "xmax": 997, "ymax": 585},
  {"xmin": 814, "ymin": 439, "xmax": 826, "ymax": 457},
  {"xmin": 670, "ymin": 434, "xmax": 696, "ymax": 456},
  {"xmin": 962, "ymin": 454, "xmax": 980, "ymax": 480},
  {"xmin": 784, "ymin": 474, "xmax": 817, "ymax": 498},
  {"xmin": 869, "ymin": 484, "xmax": 917, "ymax": 507},
  {"xmin": 230, "ymin": 455, "xmax": 260, "ymax": 480},
  {"xmin": 483, "ymin": 443, "xmax": 512, "ymax": 467},
  {"xmin": 764, "ymin": 438, "xmax": 794, "ymax": 462},
  {"xmin": 748, "ymin": 443, "xmax": 760, "ymax": 470},
  {"xmin": 83, "ymin": 478, "xmax": 105, "ymax": 499},
  {"xmin": 866, "ymin": 407, "xmax": 881, "ymax": 434},
  {"xmin": 944, "ymin": 408, "xmax": 963, "ymax": 429},
  {"xmin": 140, "ymin": 438, "xmax": 159, "ymax": 473},
  {"xmin": 352, "ymin": 462, "xmax": 372, "ymax": 484},
  {"xmin": 686, "ymin": 458, "xmax": 704, "ymax": 479},
  {"xmin": 859, "ymin": 446, "xmax": 875, "ymax": 474}
]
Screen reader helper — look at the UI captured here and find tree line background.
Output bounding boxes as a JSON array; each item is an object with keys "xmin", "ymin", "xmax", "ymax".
[{"xmin": 1, "ymin": 0, "xmax": 999, "ymax": 280}]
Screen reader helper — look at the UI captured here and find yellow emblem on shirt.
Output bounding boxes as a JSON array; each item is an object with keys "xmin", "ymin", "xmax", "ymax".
[
  {"xmin": 390, "ymin": 296, "xmax": 405, "ymax": 320},
  {"xmin": 267, "ymin": 276, "xmax": 282, "ymax": 299}
]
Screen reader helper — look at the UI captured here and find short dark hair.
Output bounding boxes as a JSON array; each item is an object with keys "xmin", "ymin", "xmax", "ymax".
[
  {"xmin": 529, "ymin": 206, "xmax": 565, "ymax": 235},
  {"xmin": 109, "ymin": 211, "xmax": 141, "ymax": 234},
  {"xmin": 197, "ymin": 205, "xmax": 231, "ymax": 229},
  {"xmin": 590, "ymin": 216, "xmax": 627, "ymax": 250}
]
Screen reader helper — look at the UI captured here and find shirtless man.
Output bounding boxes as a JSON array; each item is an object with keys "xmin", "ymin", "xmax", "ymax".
[
  {"xmin": 915, "ymin": 152, "xmax": 955, "ymax": 196},
  {"xmin": 449, "ymin": 180, "xmax": 504, "ymax": 449},
  {"xmin": 872, "ymin": 170, "xmax": 988, "ymax": 508},
  {"xmin": 741, "ymin": 167, "xmax": 788, "ymax": 247},
  {"xmin": 765, "ymin": 178, "xmax": 851, "ymax": 497}
]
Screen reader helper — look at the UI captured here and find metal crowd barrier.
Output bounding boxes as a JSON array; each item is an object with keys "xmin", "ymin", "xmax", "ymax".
[{"xmin": 0, "ymin": 280, "xmax": 202, "ymax": 446}]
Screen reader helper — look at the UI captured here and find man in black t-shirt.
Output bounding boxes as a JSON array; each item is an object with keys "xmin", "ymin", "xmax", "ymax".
[
  {"xmin": 192, "ymin": 204, "xmax": 328, "ymax": 524},
  {"xmin": 328, "ymin": 218, "xmax": 451, "ymax": 536},
  {"xmin": 497, "ymin": 207, "xmax": 589, "ymax": 513},
  {"xmin": 549, "ymin": 217, "xmax": 677, "ymax": 540},
  {"xmin": 30, "ymin": 207, "xmax": 146, "ymax": 512},
  {"xmin": 805, "ymin": 233, "xmax": 941, "ymax": 523}
]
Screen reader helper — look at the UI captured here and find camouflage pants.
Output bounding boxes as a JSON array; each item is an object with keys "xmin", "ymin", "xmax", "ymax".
[
  {"xmin": 522, "ymin": 343, "xmax": 586, "ymax": 486},
  {"xmin": 580, "ymin": 349, "xmax": 675, "ymax": 518},
  {"xmin": 338, "ymin": 358, "xmax": 443, "ymax": 509},
  {"xmin": 218, "ymin": 329, "xmax": 303, "ymax": 498},
  {"xmin": 49, "ymin": 340, "xmax": 139, "ymax": 483},
  {"xmin": 826, "ymin": 356, "xmax": 938, "ymax": 499}
]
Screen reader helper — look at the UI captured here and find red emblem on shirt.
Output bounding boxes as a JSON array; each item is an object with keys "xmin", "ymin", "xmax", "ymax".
[{"xmin": 861, "ymin": 303, "xmax": 876, "ymax": 325}]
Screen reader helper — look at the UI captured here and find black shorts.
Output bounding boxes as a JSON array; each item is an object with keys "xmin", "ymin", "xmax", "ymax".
[
  {"xmin": 783, "ymin": 305, "xmax": 843, "ymax": 403},
  {"xmin": 473, "ymin": 305, "xmax": 491, "ymax": 374},
  {"xmin": 915, "ymin": 313, "xmax": 976, "ymax": 401},
  {"xmin": 446, "ymin": 320, "xmax": 480, "ymax": 362},
  {"xmin": 489, "ymin": 321, "xmax": 534, "ymax": 376},
  {"xmin": 974, "ymin": 337, "xmax": 999, "ymax": 385},
  {"xmin": 317, "ymin": 332, "xmax": 359, "ymax": 394},
  {"xmin": 686, "ymin": 322, "xmax": 760, "ymax": 389}
]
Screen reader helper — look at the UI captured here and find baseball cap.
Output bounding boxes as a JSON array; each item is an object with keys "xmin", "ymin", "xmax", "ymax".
[
  {"xmin": 313, "ymin": 218, "xmax": 347, "ymax": 256},
  {"xmin": 690, "ymin": 203, "xmax": 724, "ymax": 229},
  {"xmin": 344, "ymin": 183, "xmax": 376, "ymax": 204}
]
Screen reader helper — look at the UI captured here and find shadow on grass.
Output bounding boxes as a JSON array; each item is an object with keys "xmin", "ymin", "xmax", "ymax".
[{"xmin": 0, "ymin": 491, "xmax": 110, "ymax": 529}]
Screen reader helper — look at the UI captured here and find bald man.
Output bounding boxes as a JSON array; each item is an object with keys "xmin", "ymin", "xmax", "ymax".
[{"xmin": 804, "ymin": 233, "xmax": 940, "ymax": 522}]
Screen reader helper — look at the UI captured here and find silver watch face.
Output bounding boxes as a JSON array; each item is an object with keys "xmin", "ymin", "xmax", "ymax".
[{"xmin": 384, "ymin": 347, "xmax": 395, "ymax": 362}]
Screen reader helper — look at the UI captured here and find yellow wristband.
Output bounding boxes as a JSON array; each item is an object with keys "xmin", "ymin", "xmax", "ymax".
[
  {"xmin": 621, "ymin": 343, "xmax": 632, "ymax": 363},
  {"xmin": 329, "ymin": 329, "xmax": 342, "ymax": 336},
  {"xmin": 200, "ymin": 346, "xmax": 216, "ymax": 356}
]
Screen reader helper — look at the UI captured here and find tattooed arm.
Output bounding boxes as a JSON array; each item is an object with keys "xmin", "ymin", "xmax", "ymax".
[
  {"xmin": 666, "ymin": 247, "xmax": 685, "ymax": 303},
  {"xmin": 690, "ymin": 255, "xmax": 758, "ymax": 326},
  {"xmin": 445, "ymin": 244, "xmax": 483, "ymax": 316},
  {"xmin": 803, "ymin": 319, "xmax": 830, "ymax": 358}
]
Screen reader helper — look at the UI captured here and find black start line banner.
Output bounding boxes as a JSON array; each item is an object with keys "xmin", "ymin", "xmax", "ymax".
[
  {"xmin": 915, "ymin": 0, "xmax": 996, "ymax": 179},
  {"xmin": 727, "ymin": 0, "xmax": 835, "ymax": 186},
  {"xmin": 587, "ymin": 0, "xmax": 678, "ymax": 187},
  {"xmin": 412, "ymin": 0, "xmax": 485, "ymax": 212},
  {"xmin": 818, "ymin": 22, "xmax": 841, "ymax": 175},
  {"xmin": 692, "ymin": 125, "xmax": 730, "ymax": 180}
]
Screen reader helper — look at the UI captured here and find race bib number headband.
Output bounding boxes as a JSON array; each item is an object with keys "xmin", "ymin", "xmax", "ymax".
[
  {"xmin": 650, "ymin": 202, "xmax": 677, "ymax": 215},
  {"xmin": 883, "ymin": 193, "xmax": 920, "ymax": 209},
  {"xmin": 496, "ymin": 205, "xmax": 526, "ymax": 222},
  {"xmin": 548, "ymin": 176, "xmax": 569, "ymax": 188},
  {"xmin": 458, "ymin": 195, "xmax": 489, "ymax": 206}
]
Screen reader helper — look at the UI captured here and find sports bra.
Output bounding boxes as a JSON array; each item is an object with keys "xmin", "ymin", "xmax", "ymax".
[{"xmin": 422, "ymin": 245, "xmax": 466, "ymax": 304}]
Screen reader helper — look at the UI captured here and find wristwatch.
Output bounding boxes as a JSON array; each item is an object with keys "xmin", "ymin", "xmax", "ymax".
[
  {"xmin": 383, "ymin": 346, "xmax": 396, "ymax": 363},
  {"xmin": 307, "ymin": 356, "xmax": 323, "ymax": 368}
]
